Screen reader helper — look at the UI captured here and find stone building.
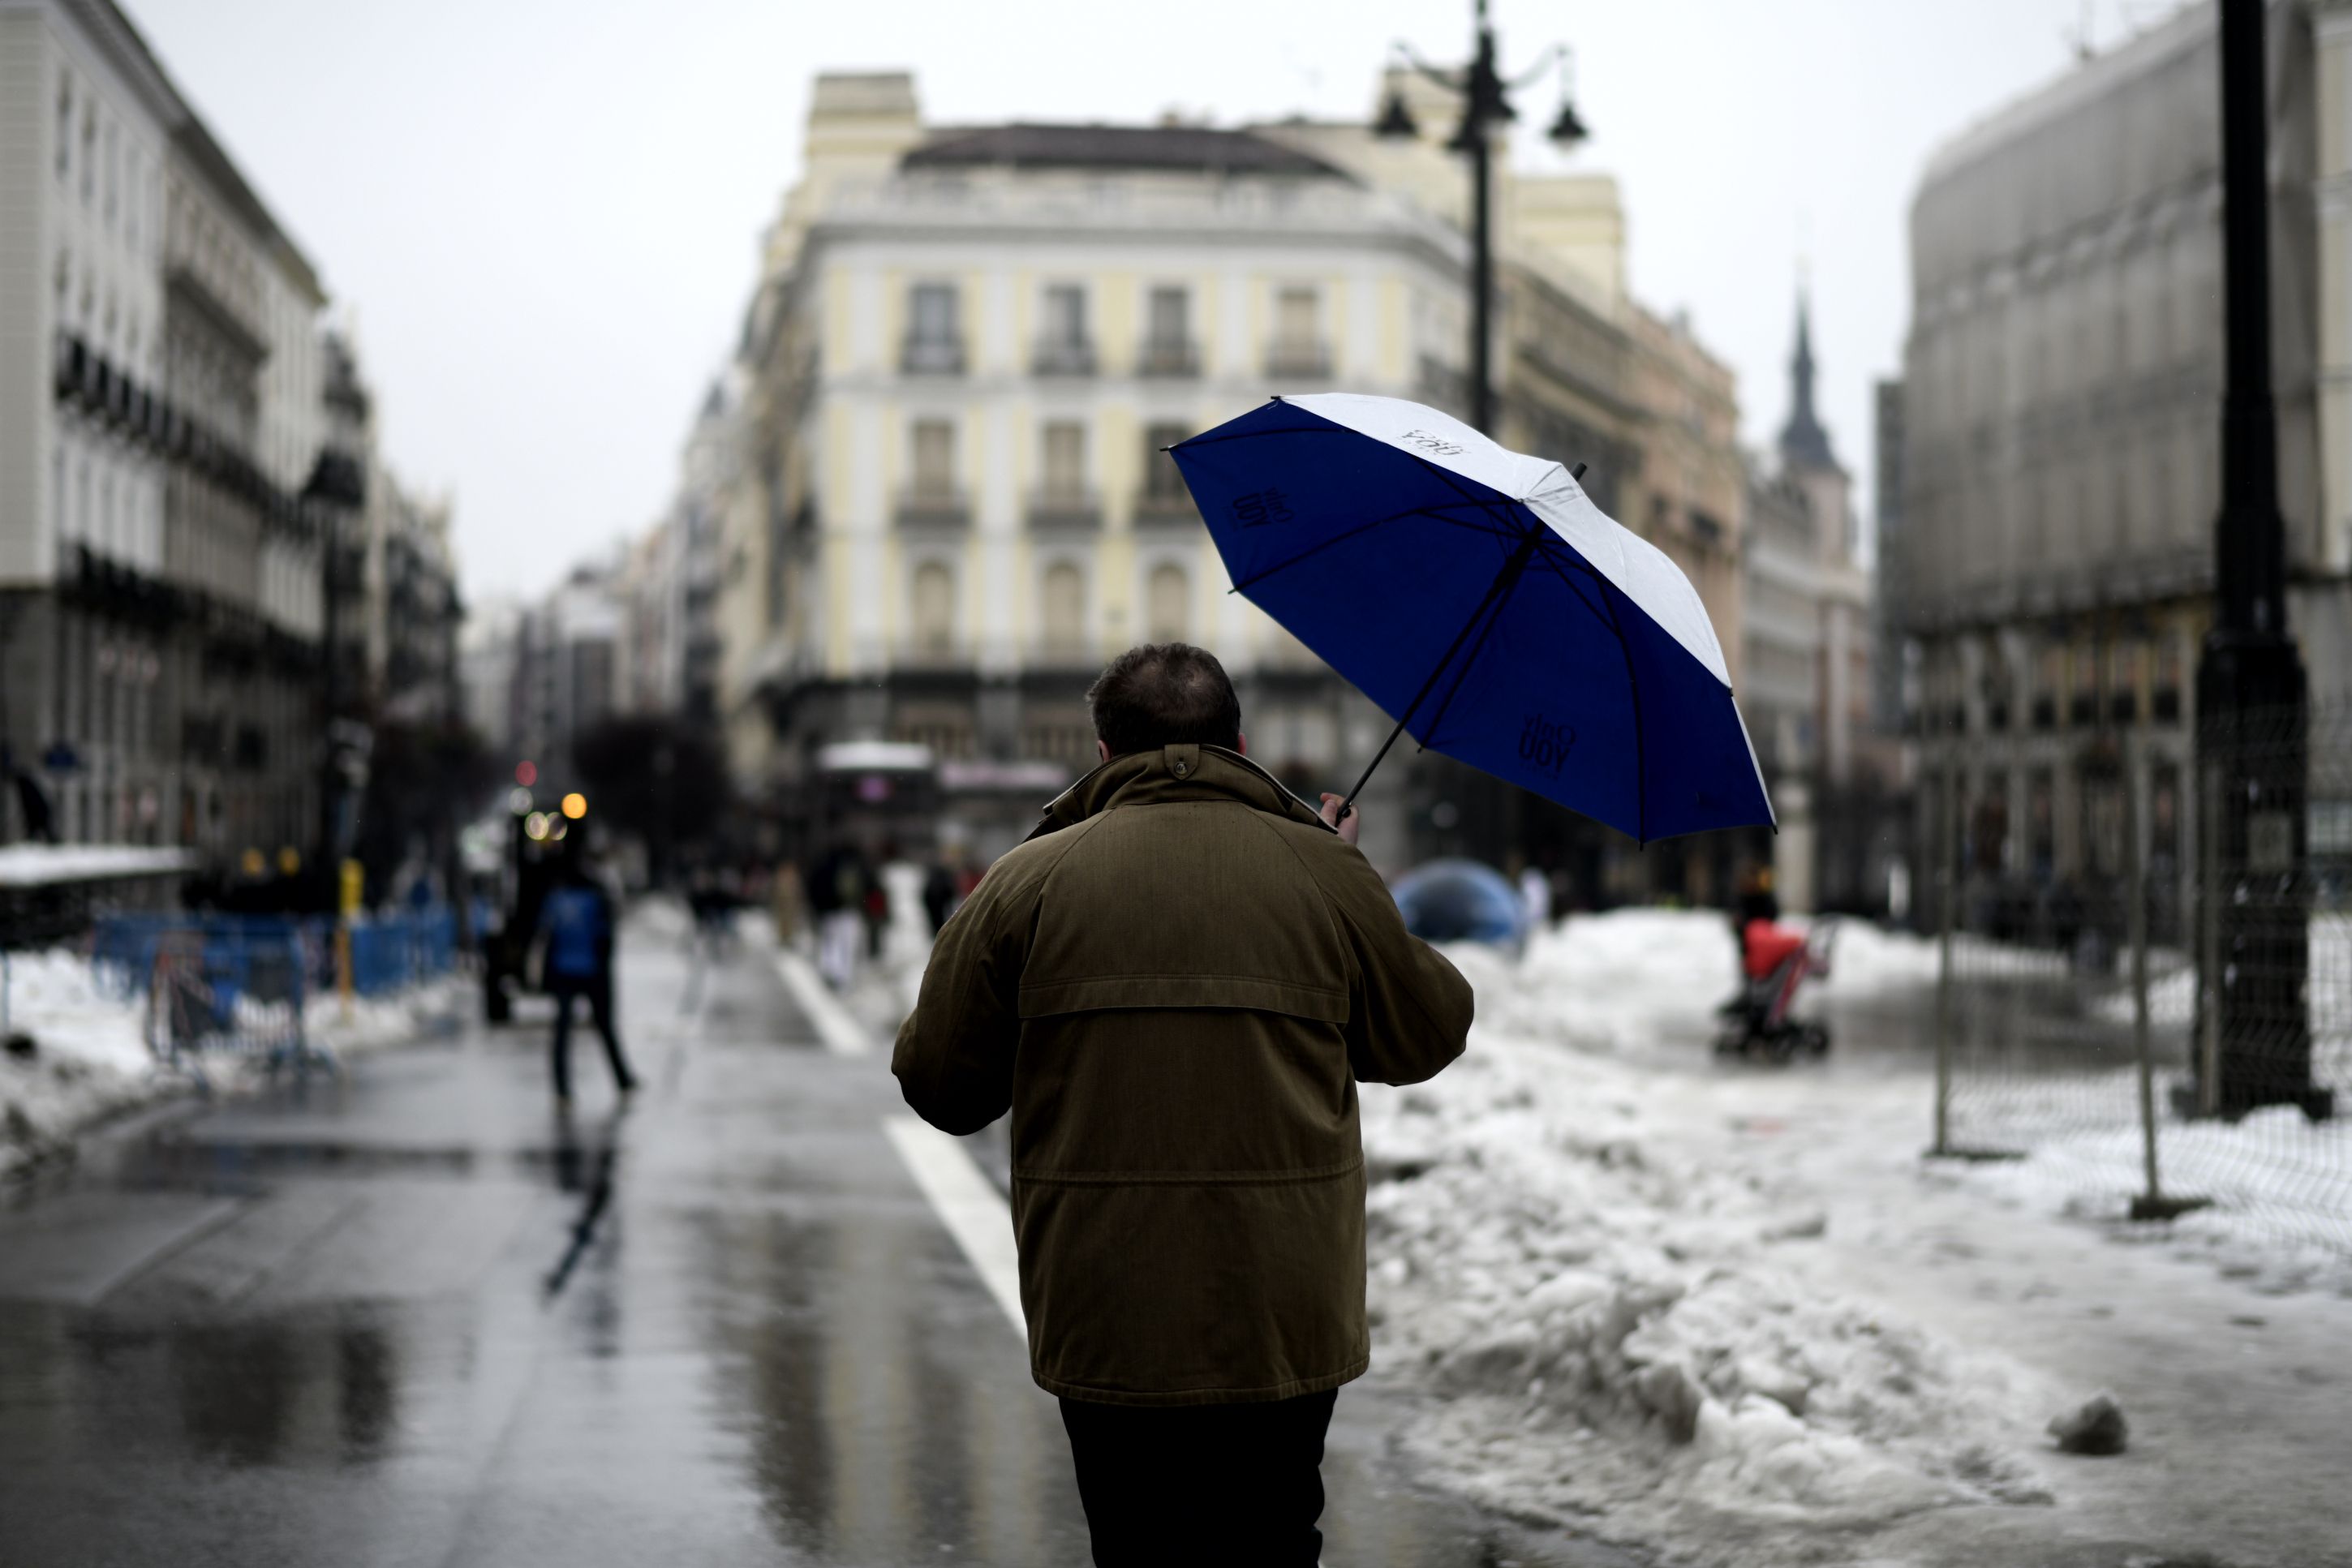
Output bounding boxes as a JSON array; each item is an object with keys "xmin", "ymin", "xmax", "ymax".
[
  {"xmin": 1894, "ymin": 0, "xmax": 2352, "ymax": 929},
  {"xmin": 703, "ymin": 67, "xmax": 1756, "ymax": 883},
  {"xmin": 716, "ymin": 73, "xmax": 1474, "ymax": 868},
  {"xmin": 0, "ymin": 0, "xmax": 329, "ymax": 858}
]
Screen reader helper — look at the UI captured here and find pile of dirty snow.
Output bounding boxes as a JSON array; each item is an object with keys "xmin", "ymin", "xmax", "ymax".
[
  {"xmin": 1486, "ymin": 911, "xmax": 1939, "ymax": 1055},
  {"xmin": 1361, "ymin": 937, "xmax": 2053, "ymax": 1563},
  {"xmin": 306, "ymin": 974, "xmax": 468, "ymax": 1057},
  {"xmin": 2, "ymin": 949, "xmax": 162, "ymax": 1175}
]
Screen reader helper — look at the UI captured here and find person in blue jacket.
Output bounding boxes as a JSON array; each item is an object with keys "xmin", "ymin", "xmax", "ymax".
[{"xmin": 539, "ymin": 844, "xmax": 639, "ymax": 1103}]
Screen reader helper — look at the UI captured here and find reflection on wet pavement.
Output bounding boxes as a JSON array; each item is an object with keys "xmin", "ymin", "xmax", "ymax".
[{"xmin": 0, "ymin": 934, "xmax": 1638, "ymax": 1567}]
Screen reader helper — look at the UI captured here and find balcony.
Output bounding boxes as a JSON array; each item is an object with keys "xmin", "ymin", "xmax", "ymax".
[
  {"xmin": 900, "ymin": 335, "xmax": 966, "ymax": 376},
  {"xmin": 1133, "ymin": 488, "xmax": 1198, "ymax": 527},
  {"xmin": 894, "ymin": 637, "xmax": 974, "ymax": 671},
  {"xmin": 1137, "ymin": 339, "xmax": 1201, "ymax": 378},
  {"xmin": 894, "ymin": 487, "xmax": 970, "ymax": 528},
  {"xmin": 1026, "ymin": 488, "xmax": 1101, "ymax": 531},
  {"xmin": 1266, "ymin": 339, "xmax": 1332, "ymax": 381},
  {"xmin": 1030, "ymin": 337, "xmax": 1099, "ymax": 377},
  {"xmin": 1029, "ymin": 637, "xmax": 1098, "ymax": 670}
]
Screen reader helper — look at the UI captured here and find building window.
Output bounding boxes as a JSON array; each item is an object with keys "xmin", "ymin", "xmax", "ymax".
[
  {"xmin": 2152, "ymin": 634, "xmax": 2183, "ymax": 721},
  {"xmin": 1034, "ymin": 284, "xmax": 1094, "ymax": 375},
  {"xmin": 911, "ymin": 420, "xmax": 956, "ymax": 497},
  {"xmin": 56, "ymin": 76, "xmax": 71, "ymax": 181},
  {"xmin": 910, "ymin": 561, "xmax": 956, "ymax": 657},
  {"xmin": 1142, "ymin": 286, "xmax": 1197, "ymax": 376},
  {"xmin": 1041, "ymin": 421, "xmax": 1086, "ymax": 500},
  {"xmin": 2070, "ymin": 639, "xmax": 2098, "ymax": 727},
  {"xmin": 903, "ymin": 284, "xmax": 963, "ymax": 374},
  {"xmin": 2027, "ymin": 767, "xmax": 2056, "ymax": 879},
  {"xmin": 1268, "ymin": 286, "xmax": 1329, "ymax": 378},
  {"xmin": 1041, "ymin": 561, "xmax": 1086, "ymax": 658},
  {"xmin": 2033, "ymin": 643, "xmax": 2062, "ymax": 730},
  {"xmin": 2110, "ymin": 639, "xmax": 2145, "ymax": 723},
  {"xmin": 1146, "ymin": 562, "xmax": 1189, "ymax": 643},
  {"xmin": 80, "ymin": 105, "xmax": 95, "ymax": 206},
  {"xmin": 1142, "ymin": 423, "xmax": 1190, "ymax": 505}
]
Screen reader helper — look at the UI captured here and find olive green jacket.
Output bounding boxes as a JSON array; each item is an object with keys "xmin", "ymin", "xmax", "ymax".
[{"xmin": 892, "ymin": 742, "xmax": 1473, "ymax": 1406}]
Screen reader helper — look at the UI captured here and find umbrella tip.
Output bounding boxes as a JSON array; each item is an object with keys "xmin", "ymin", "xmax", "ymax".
[{"xmin": 1572, "ymin": 462, "xmax": 1588, "ymax": 481}]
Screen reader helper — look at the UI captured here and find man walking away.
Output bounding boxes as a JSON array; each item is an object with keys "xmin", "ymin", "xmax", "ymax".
[
  {"xmin": 892, "ymin": 642, "xmax": 1474, "ymax": 1565},
  {"xmin": 540, "ymin": 844, "xmax": 639, "ymax": 1104}
]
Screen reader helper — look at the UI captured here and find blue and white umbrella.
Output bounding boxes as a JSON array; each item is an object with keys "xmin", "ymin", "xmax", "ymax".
[{"xmin": 1172, "ymin": 393, "xmax": 1773, "ymax": 843}]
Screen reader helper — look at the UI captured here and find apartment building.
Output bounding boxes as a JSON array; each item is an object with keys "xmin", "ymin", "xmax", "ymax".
[
  {"xmin": 0, "ymin": 0, "xmax": 389, "ymax": 864},
  {"xmin": 1894, "ymin": 0, "xmax": 2352, "ymax": 924},
  {"xmin": 717, "ymin": 74, "xmax": 1473, "ymax": 866}
]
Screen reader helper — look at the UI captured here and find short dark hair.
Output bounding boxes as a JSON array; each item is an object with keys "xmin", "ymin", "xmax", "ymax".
[{"xmin": 1087, "ymin": 642, "xmax": 1242, "ymax": 757}]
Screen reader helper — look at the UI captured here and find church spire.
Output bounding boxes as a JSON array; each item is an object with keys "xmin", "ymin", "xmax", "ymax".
[{"xmin": 1778, "ymin": 288, "xmax": 1838, "ymax": 472}]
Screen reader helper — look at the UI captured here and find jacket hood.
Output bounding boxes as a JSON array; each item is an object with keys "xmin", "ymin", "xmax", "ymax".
[{"xmin": 1026, "ymin": 744, "xmax": 1334, "ymax": 841}]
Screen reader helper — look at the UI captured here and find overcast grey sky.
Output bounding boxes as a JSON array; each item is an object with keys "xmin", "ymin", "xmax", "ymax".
[{"xmin": 127, "ymin": 0, "xmax": 2166, "ymax": 599}]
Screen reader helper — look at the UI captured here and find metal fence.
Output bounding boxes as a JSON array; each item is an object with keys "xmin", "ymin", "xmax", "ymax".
[
  {"xmin": 144, "ymin": 924, "xmax": 314, "ymax": 1085},
  {"xmin": 93, "ymin": 906, "xmax": 456, "ymax": 1003},
  {"xmin": 1924, "ymin": 700, "xmax": 2351, "ymax": 1257}
]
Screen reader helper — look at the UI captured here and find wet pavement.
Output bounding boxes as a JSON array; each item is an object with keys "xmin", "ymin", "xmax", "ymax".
[{"xmin": 0, "ymin": 925, "xmax": 1636, "ymax": 1567}]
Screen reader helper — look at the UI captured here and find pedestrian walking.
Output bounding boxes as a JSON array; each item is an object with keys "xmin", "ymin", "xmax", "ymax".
[
  {"xmin": 893, "ymin": 642, "xmax": 1473, "ymax": 1565},
  {"xmin": 809, "ymin": 843, "xmax": 867, "ymax": 990},
  {"xmin": 920, "ymin": 853, "xmax": 958, "ymax": 934},
  {"xmin": 538, "ymin": 844, "xmax": 639, "ymax": 1105}
]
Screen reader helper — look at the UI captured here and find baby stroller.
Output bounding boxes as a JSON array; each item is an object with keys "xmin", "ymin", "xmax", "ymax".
[{"xmin": 1714, "ymin": 918, "xmax": 1838, "ymax": 1063}]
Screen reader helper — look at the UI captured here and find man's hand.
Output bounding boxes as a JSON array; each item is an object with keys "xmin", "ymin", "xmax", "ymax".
[{"xmin": 1318, "ymin": 793, "xmax": 1361, "ymax": 846}]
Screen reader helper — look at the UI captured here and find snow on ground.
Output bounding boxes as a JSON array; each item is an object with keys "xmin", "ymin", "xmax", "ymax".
[
  {"xmin": 1361, "ymin": 938, "xmax": 2056, "ymax": 1564},
  {"xmin": 2, "ymin": 945, "xmax": 467, "ymax": 1179},
  {"xmin": 1477, "ymin": 909, "xmax": 1941, "ymax": 1056},
  {"xmin": 1363, "ymin": 909, "xmax": 2352, "ymax": 1562},
  {"xmin": 0, "ymin": 950, "xmax": 159, "ymax": 1177}
]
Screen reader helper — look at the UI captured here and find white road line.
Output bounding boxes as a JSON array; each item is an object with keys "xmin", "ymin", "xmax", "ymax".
[
  {"xmin": 771, "ymin": 947, "xmax": 871, "ymax": 1057},
  {"xmin": 882, "ymin": 1115, "xmax": 1027, "ymax": 1337}
]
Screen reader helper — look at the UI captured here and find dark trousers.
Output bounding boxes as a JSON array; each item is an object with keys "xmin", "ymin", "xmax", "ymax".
[
  {"xmin": 549, "ymin": 973, "xmax": 636, "ymax": 1098},
  {"xmin": 1057, "ymin": 1388, "xmax": 1337, "ymax": 1566}
]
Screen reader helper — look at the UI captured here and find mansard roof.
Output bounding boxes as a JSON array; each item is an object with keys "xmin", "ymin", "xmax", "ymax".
[{"xmin": 904, "ymin": 122, "xmax": 1352, "ymax": 180}]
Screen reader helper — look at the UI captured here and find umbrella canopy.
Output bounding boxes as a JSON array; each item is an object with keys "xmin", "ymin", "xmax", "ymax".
[{"xmin": 1171, "ymin": 393, "xmax": 1772, "ymax": 844}]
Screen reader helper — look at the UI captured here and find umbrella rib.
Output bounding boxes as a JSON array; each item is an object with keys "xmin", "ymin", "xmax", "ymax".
[
  {"xmin": 1413, "ymin": 544, "xmax": 1537, "ymax": 753},
  {"xmin": 1227, "ymin": 505, "xmax": 1524, "ymax": 594},
  {"xmin": 1175, "ymin": 425, "xmax": 1360, "ymax": 450},
  {"xmin": 1338, "ymin": 530, "xmax": 1542, "ymax": 816},
  {"xmin": 1407, "ymin": 454, "xmax": 1538, "ymax": 531}
]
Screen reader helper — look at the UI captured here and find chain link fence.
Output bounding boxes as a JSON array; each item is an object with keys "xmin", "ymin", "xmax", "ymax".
[{"xmin": 1924, "ymin": 699, "xmax": 2351, "ymax": 1258}]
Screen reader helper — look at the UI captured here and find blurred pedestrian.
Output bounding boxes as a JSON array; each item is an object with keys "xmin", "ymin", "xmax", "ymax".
[
  {"xmin": 811, "ymin": 842, "xmax": 867, "ymax": 990},
  {"xmin": 893, "ymin": 642, "xmax": 1473, "ymax": 1565},
  {"xmin": 770, "ymin": 858, "xmax": 806, "ymax": 947},
  {"xmin": 863, "ymin": 844, "xmax": 895, "ymax": 960},
  {"xmin": 538, "ymin": 844, "xmax": 639, "ymax": 1105},
  {"xmin": 1511, "ymin": 854, "xmax": 1550, "ymax": 934},
  {"xmin": 921, "ymin": 853, "xmax": 958, "ymax": 934}
]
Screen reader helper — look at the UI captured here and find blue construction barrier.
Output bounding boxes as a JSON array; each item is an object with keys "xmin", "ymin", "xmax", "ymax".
[{"xmin": 92, "ymin": 904, "xmax": 458, "ymax": 1002}]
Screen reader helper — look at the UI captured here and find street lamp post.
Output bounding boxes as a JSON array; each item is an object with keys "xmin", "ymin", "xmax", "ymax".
[
  {"xmin": 2193, "ymin": 0, "xmax": 2324, "ymax": 1119},
  {"xmin": 1378, "ymin": 0, "xmax": 1588, "ymax": 436}
]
